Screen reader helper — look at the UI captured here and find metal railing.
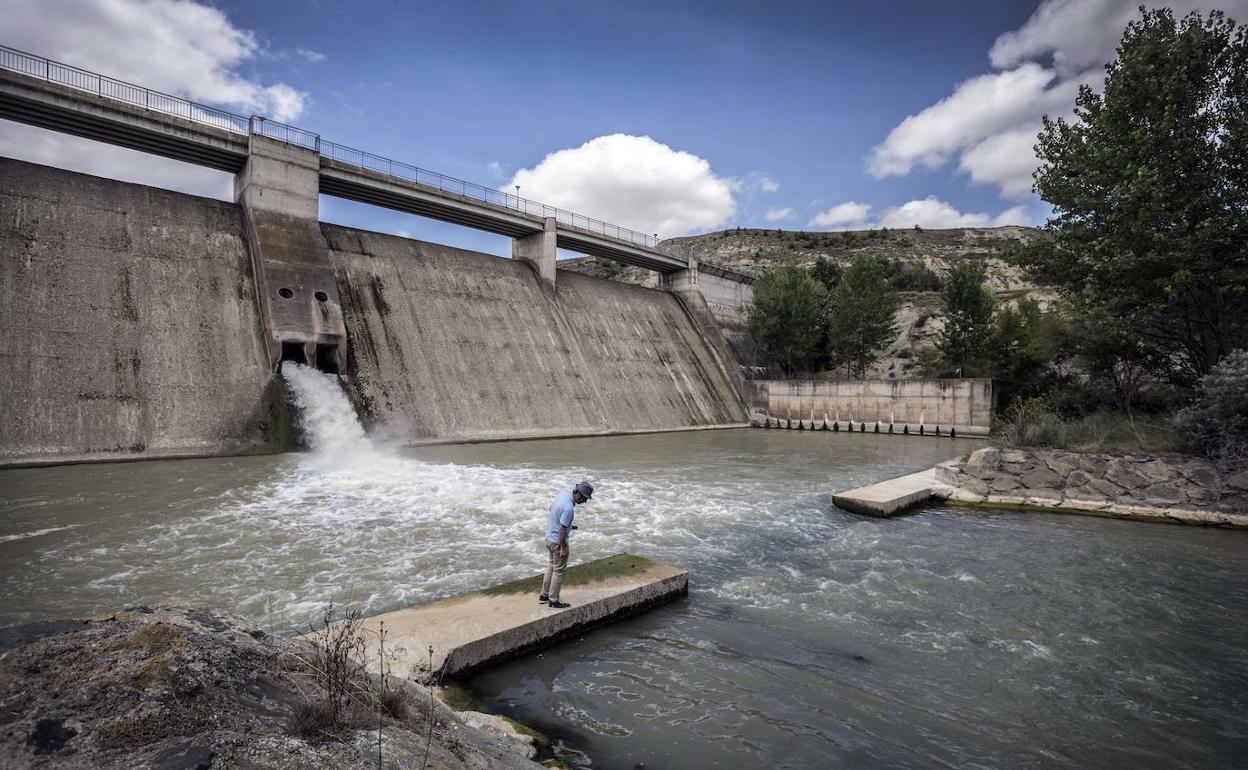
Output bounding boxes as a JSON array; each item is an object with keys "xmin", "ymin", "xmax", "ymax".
[
  {"xmin": 320, "ymin": 140, "xmax": 658, "ymax": 247},
  {"xmin": 0, "ymin": 44, "xmax": 658, "ymax": 249}
]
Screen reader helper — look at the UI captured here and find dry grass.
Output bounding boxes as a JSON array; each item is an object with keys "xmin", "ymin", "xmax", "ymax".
[{"xmin": 997, "ymin": 400, "xmax": 1183, "ymax": 454}]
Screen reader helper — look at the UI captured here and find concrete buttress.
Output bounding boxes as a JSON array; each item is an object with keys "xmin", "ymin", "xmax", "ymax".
[
  {"xmin": 511, "ymin": 216, "xmax": 557, "ymax": 292},
  {"xmin": 234, "ymin": 134, "xmax": 347, "ymax": 371}
]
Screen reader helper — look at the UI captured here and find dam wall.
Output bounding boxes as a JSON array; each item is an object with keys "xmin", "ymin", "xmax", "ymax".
[
  {"xmin": 752, "ymin": 378, "xmax": 997, "ymax": 435},
  {"xmin": 0, "ymin": 159, "xmax": 745, "ymax": 465},
  {"xmin": 0, "ymin": 159, "xmax": 277, "ymax": 465},
  {"xmin": 326, "ymin": 225, "xmax": 745, "ymax": 442}
]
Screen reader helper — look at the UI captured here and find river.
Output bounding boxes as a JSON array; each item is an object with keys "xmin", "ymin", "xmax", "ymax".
[{"xmin": 1, "ymin": 364, "xmax": 1244, "ymax": 768}]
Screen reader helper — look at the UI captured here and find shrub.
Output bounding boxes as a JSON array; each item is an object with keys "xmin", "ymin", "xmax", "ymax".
[{"xmin": 1176, "ymin": 349, "xmax": 1248, "ymax": 470}]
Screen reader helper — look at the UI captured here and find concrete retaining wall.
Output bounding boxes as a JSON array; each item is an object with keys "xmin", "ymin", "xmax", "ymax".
[
  {"xmin": 753, "ymin": 378, "xmax": 996, "ymax": 435},
  {"xmin": 327, "ymin": 225, "xmax": 745, "ymax": 443},
  {"xmin": 0, "ymin": 159, "xmax": 276, "ymax": 465}
]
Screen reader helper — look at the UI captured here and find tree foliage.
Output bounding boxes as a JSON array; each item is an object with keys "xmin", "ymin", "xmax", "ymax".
[
  {"xmin": 826, "ymin": 255, "xmax": 898, "ymax": 378},
  {"xmin": 938, "ymin": 261, "xmax": 996, "ymax": 375},
  {"xmin": 1020, "ymin": 8, "xmax": 1248, "ymax": 385},
  {"xmin": 1176, "ymin": 349, "xmax": 1248, "ymax": 470},
  {"xmin": 746, "ymin": 265, "xmax": 827, "ymax": 375}
]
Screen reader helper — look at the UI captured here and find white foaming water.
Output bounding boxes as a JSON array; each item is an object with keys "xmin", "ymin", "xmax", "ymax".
[{"xmin": 281, "ymin": 362, "xmax": 379, "ymax": 462}]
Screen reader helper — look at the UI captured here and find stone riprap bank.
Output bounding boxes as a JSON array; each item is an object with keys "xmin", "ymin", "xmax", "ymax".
[
  {"xmin": 940, "ymin": 447, "xmax": 1248, "ymax": 525},
  {"xmin": 0, "ymin": 159, "xmax": 745, "ymax": 465}
]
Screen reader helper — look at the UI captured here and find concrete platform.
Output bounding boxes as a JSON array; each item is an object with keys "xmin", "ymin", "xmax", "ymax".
[
  {"xmin": 831, "ymin": 467, "xmax": 950, "ymax": 517},
  {"xmin": 351, "ymin": 553, "xmax": 687, "ymax": 682}
]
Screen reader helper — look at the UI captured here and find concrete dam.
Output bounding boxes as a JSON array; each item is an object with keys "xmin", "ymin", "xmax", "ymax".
[{"xmin": 0, "ymin": 157, "xmax": 746, "ymax": 466}]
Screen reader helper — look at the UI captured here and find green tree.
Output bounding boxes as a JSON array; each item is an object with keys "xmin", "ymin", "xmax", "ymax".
[
  {"xmin": 939, "ymin": 261, "xmax": 996, "ymax": 375},
  {"xmin": 826, "ymin": 255, "xmax": 898, "ymax": 378},
  {"xmin": 809, "ymin": 256, "xmax": 842, "ymax": 291},
  {"xmin": 987, "ymin": 297, "xmax": 1069, "ymax": 400},
  {"xmin": 747, "ymin": 265, "xmax": 828, "ymax": 375},
  {"xmin": 1020, "ymin": 8, "xmax": 1248, "ymax": 385}
]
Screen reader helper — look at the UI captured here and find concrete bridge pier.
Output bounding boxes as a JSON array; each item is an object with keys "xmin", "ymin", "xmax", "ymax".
[
  {"xmin": 512, "ymin": 216, "xmax": 557, "ymax": 292},
  {"xmin": 234, "ymin": 135, "xmax": 347, "ymax": 372}
]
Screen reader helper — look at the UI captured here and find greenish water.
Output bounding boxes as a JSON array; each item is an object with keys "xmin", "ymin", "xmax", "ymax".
[{"xmin": 2, "ymin": 426, "xmax": 1245, "ymax": 768}]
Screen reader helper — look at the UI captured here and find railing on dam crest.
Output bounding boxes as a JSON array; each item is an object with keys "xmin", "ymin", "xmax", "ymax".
[{"xmin": 0, "ymin": 44, "xmax": 660, "ymax": 250}]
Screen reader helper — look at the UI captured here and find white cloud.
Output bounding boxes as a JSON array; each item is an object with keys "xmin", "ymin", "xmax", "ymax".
[
  {"xmin": 0, "ymin": 0, "xmax": 309, "ymax": 121},
  {"xmin": 809, "ymin": 197, "xmax": 1031, "ymax": 230},
  {"xmin": 810, "ymin": 201, "xmax": 872, "ymax": 227},
  {"xmin": 758, "ymin": 175, "xmax": 780, "ymax": 193},
  {"xmin": 506, "ymin": 134, "xmax": 736, "ymax": 237},
  {"xmin": 486, "ymin": 160, "xmax": 505, "ymax": 174},
  {"xmin": 867, "ymin": 0, "xmax": 1248, "ymax": 199},
  {"xmin": 294, "ymin": 48, "xmax": 326, "ymax": 63},
  {"xmin": 877, "ymin": 198, "xmax": 1029, "ymax": 229},
  {"xmin": 0, "ymin": 0, "xmax": 311, "ymax": 198},
  {"xmin": 764, "ymin": 207, "xmax": 794, "ymax": 222}
]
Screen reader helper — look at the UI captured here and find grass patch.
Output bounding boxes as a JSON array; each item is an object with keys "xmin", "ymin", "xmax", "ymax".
[
  {"xmin": 437, "ymin": 683, "xmax": 476, "ymax": 712},
  {"xmin": 500, "ymin": 716, "xmax": 551, "ymax": 749},
  {"xmin": 1008, "ymin": 410, "xmax": 1183, "ymax": 454},
  {"xmin": 480, "ymin": 553, "xmax": 657, "ymax": 596}
]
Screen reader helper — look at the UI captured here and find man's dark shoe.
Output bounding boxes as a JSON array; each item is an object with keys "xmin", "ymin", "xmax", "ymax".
[
  {"xmin": 548, "ymin": 600, "xmax": 571, "ymax": 609},
  {"xmin": 538, "ymin": 595, "xmax": 549, "ymax": 604}
]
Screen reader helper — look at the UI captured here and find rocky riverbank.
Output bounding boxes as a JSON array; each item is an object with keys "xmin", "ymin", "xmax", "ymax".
[
  {"xmin": 938, "ymin": 447, "xmax": 1248, "ymax": 526},
  {"xmin": 0, "ymin": 606, "xmax": 550, "ymax": 769}
]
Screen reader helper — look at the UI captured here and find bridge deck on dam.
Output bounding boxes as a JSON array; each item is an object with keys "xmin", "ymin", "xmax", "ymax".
[{"xmin": 0, "ymin": 49, "xmax": 751, "ymax": 280}]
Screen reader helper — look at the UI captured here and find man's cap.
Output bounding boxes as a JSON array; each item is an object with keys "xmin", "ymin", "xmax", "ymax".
[{"xmin": 575, "ymin": 481, "xmax": 594, "ymax": 499}]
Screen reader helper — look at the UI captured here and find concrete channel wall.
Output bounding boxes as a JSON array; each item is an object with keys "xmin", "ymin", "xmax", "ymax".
[
  {"xmin": 327, "ymin": 225, "xmax": 745, "ymax": 443},
  {"xmin": 751, "ymin": 378, "xmax": 997, "ymax": 435},
  {"xmin": 0, "ymin": 159, "xmax": 745, "ymax": 465}
]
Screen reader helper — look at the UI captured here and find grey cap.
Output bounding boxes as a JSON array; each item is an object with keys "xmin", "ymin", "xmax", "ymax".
[{"xmin": 574, "ymin": 481, "xmax": 594, "ymax": 499}]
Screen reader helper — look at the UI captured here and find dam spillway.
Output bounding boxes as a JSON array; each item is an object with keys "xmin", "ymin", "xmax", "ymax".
[{"xmin": 0, "ymin": 157, "xmax": 746, "ymax": 466}]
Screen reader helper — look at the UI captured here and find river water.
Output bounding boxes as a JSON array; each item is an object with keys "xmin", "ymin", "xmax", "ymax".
[{"xmin": 1, "ymin": 365, "xmax": 1245, "ymax": 768}]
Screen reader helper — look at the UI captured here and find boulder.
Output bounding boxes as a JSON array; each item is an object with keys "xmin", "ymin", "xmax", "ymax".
[
  {"xmin": 1077, "ymin": 454, "xmax": 1111, "ymax": 477},
  {"xmin": 1227, "ymin": 470, "xmax": 1248, "ymax": 492},
  {"xmin": 1066, "ymin": 469, "xmax": 1092, "ymax": 487},
  {"xmin": 1020, "ymin": 466, "xmax": 1064, "ymax": 489},
  {"xmin": 1042, "ymin": 451, "xmax": 1079, "ymax": 478},
  {"xmin": 1140, "ymin": 483, "xmax": 1187, "ymax": 506},
  {"xmin": 1084, "ymin": 478, "xmax": 1124, "ymax": 499},
  {"xmin": 999, "ymin": 448, "xmax": 1030, "ymax": 464},
  {"xmin": 966, "ymin": 447, "xmax": 1001, "ymax": 469},
  {"xmin": 989, "ymin": 476, "xmax": 1022, "ymax": 493},
  {"xmin": 1104, "ymin": 462, "xmax": 1150, "ymax": 490}
]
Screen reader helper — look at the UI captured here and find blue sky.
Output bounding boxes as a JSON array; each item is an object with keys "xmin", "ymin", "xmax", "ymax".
[{"xmin": 3, "ymin": 0, "xmax": 1242, "ymax": 256}]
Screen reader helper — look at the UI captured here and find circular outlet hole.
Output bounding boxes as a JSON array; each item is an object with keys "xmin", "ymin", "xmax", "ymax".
[
  {"xmin": 314, "ymin": 290, "xmax": 329, "ymax": 302},
  {"xmin": 278, "ymin": 287, "xmax": 293, "ymax": 299}
]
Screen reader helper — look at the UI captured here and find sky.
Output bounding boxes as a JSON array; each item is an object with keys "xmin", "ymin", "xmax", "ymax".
[{"xmin": 2, "ymin": 0, "xmax": 1245, "ymax": 257}]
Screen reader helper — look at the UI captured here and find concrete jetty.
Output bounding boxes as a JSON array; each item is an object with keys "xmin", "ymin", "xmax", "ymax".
[
  {"xmin": 832, "ymin": 467, "xmax": 951, "ymax": 517},
  {"xmin": 351, "ymin": 553, "xmax": 687, "ymax": 682}
]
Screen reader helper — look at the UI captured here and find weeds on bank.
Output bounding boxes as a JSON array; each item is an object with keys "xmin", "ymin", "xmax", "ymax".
[
  {"xmin": 995, "ymin": 398, "xmax": 1183, "ymax": 454},
  {"xmin": 284, "ymin": 603, "xmax": 438, "ymax": 762}
]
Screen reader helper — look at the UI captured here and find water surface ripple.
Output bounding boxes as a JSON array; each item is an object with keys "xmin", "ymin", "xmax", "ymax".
[{"xmin": 1, "ymin": 425, "xmax": 1244, "ymax": 768}]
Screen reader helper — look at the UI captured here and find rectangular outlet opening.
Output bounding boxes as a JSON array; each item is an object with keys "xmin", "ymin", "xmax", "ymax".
[
  {"xmin": 280, "ymin": 341, "xmax": 307, "ymax": 366},
  {"xmin": 315, "ymin": 344, "xmax": 340, "ymax": 375}
]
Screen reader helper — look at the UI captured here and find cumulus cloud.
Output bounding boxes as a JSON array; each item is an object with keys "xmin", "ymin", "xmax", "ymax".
[
  {"xmin": 506, "ymin": 134, "xmax": 736, "ymax": 237},
  {"xmin": 0, "ymin": 0, "xmax": 312, "ymax": 198},
  {"xmin": 486, "ymin": 160, "xmax": 505, "ymax": 174},
  {"xmin": 764, "ymin": 207, "xmax": 794, "ymax": 222},
  {"xmin": 810, "ymin": 201, "xmax": 872, "ymax": 227},
  {"xmin": 758, "ymin": 175, "xmax": 780, "ymax": 193},
  {"xmin": 809, "ymin": 197, "xmax": 1030, "ymax": 230},
  {"xmin": 867, "ymin": 0, "xmax": 1246, "ymax": 199},
  {"xmin": 1, "ymin": 0, "xmax": 309, "ymax": 121}
]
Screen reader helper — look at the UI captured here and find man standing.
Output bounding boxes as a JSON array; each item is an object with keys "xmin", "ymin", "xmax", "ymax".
[{"xmin": 540, "ymin": 481, "xmax": 593, "ymax": 609}]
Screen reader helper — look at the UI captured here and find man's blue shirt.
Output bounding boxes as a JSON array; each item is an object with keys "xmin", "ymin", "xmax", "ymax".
[{"xmin": 546, "ymin": 489, "xmax": 576, "ymax": 544}]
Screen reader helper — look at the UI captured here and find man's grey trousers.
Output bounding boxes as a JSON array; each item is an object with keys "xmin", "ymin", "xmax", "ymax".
[{"xmin": 542, "ymin": 541, "xmax": 569, "ymax": 601}]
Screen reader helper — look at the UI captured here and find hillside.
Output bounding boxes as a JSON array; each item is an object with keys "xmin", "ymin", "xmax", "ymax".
[{"xmin": 561, "ymin": 226, "xmax": 1055, "ymax": 378}]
